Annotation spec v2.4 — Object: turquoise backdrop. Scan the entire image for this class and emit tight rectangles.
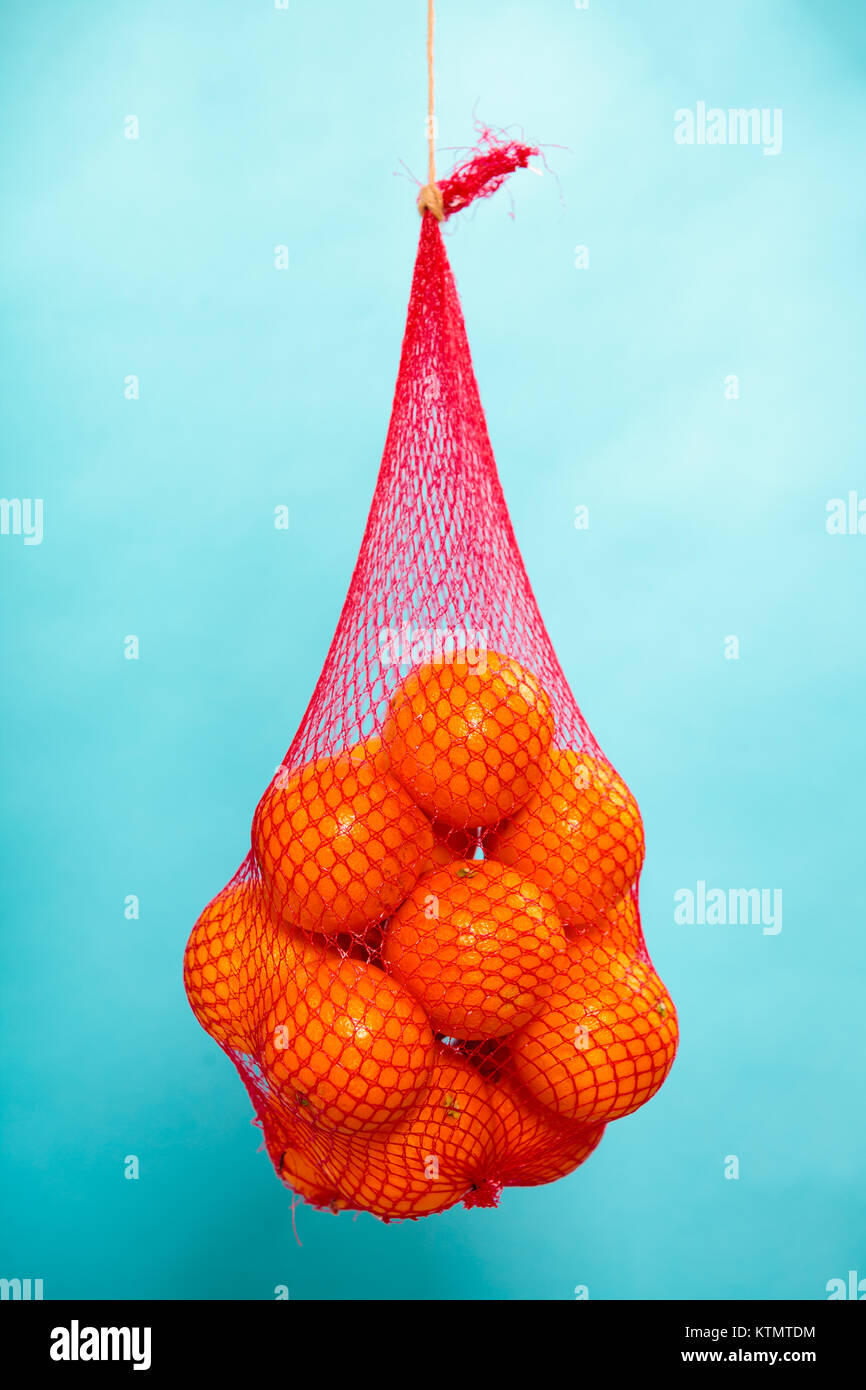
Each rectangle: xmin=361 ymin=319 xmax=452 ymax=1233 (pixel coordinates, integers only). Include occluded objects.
xmin=1 ymin=0 xmax=864 ymax=1299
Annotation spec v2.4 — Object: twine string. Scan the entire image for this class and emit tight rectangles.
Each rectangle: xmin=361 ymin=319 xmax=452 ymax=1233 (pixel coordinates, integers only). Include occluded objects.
xmin=418 ymin=0 xmax=445 ymax=220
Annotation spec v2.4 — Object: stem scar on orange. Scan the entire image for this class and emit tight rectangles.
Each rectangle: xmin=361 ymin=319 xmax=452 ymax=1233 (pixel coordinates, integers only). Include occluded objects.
xmin=483 ymin=748 xmax=645 ymax=926
xmin=510 ymin=942 xmax=678 ymax=1125
xmin=381 ymin=651 xmax=555 ymax=829
xmin=381 ymin=859 xmax=569 ymax=1039
xmin=253 ymin=751 xmax=435 ymax=936
xmin=261 ymin=954 xmax=436 ymax=1133
xmin=332 ymin=1047 xmax=497 ymax=1219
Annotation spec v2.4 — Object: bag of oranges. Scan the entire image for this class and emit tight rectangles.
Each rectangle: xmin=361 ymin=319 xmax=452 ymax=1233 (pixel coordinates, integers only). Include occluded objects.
xmin=184 ymin=133 xmax=678 ymax=1221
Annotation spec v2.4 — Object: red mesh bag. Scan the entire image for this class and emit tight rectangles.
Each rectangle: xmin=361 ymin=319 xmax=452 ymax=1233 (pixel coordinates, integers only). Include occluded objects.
xmin=184 ymin=135 xmax=678 ymax=1221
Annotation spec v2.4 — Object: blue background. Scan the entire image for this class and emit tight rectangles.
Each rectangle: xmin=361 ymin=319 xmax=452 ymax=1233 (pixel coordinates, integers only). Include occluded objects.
xmin=1 ymin=0 xmax=864 ymax=1300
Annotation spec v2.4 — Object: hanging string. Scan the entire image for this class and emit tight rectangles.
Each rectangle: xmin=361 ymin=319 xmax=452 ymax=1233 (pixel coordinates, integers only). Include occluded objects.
xmin=418 ymin=0 xmax=445 ymax=220
xmin=426 ymin=0 xmax=436 ymax=186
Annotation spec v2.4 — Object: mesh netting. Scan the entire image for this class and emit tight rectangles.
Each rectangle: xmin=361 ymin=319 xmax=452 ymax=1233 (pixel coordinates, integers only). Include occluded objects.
xmin=184 ymin=137 xmax=678 ymax=1222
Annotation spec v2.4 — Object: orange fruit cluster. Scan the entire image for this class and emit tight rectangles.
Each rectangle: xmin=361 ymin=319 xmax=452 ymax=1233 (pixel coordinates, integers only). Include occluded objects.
xmin=184 ymin=651 xmax=678 ymax=1220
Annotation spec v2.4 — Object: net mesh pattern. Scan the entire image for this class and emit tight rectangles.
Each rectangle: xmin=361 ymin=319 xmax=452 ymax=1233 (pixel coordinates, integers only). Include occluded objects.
xmin=184 ymin=139 xmax=678 ymax=1221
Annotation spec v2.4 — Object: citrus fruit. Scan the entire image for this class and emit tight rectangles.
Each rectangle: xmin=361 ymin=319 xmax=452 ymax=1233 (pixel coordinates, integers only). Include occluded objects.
xmin=261 ymin=954 xmax=436 ymax=1133
xmin=332 ymin=1047 xmax=497 ymax=1219
xmin=277 ymin=1148 xmax=345 ymax=1209
xmin=506 ymin=1116 xmax=605 ymax=1187
xmin=486 ymin=1074 xmax=606 ymax=1187
xmin=348 ymin=734 xmax=390 ymax=777
xmin=183 ymin=878 xmax=312 ymax=1052
xmin=381 ymin=859 xmax=569 ymax=1038
xmin=261 ymin=1111 xmax=347 ymax=1210
xmin=184 ymin=881 xmax=263 ymax=1050
xmin=569 ymin=891 xmax=642 ymax=956
xmin=510 ymin=942 xmax=678 ymax=1124
xmin=253 ymin=752 xmax=434 ymax=935
xmin=381 ymin=651 xmax=554 ymax=829
xmin=484 ymin=748 xmax=644 ymax=926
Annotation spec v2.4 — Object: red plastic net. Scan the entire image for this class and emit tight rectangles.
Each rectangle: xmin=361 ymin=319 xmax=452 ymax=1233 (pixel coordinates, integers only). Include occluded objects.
xmin=184 ymin=136 xmax=678 ymax=1221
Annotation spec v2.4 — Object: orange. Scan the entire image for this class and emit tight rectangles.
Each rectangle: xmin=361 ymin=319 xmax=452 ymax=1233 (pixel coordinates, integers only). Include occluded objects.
xmin=381 ymin=651 xmax=554 ymax=829
xmin=485 ymin=1073 xmax=606 ymax=1187
xmin=347 ymin=733 xmax=390 ymax=777
xmin=253 ymin=751 xmax=434 ymax=935
xmin=250 ymin=926 xmax=322 ymax=1054
xmin=568 ymin=891 xmax=643 ymax=957
xmin=183 ymin=877 xmax=313 ymax=1052
xmin=506 ymin=1117 xmax=605 ymax=1188
xmin=261 ymin=1109 xmax=347 ymax=1210
xmin=261 ymin=954 xmax=436 ymax=1133
xmin=277 ymin=1149 xmax=345 ymax=1209
xmin=381 ymin=859 xmax=569 ymax=1038
xmin=510 ymin=942 xmax=678 ymax=1124
xmin=184 ymin=880 xmax=262 ymax=1050
xmin=484 ymin=748 xmax=644 ymax=926
xmin=332 ymin=1048 xmax=497 ymax=1219
xmin=261 ymin=1119 xmax=345 ymax=1210
xmin=509 ymin=1122 xmax=604 ymax=1187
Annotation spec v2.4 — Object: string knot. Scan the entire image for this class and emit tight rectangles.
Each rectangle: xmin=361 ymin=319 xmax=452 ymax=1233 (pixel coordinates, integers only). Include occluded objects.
xmin=417 ymin=183 xmax=445 ymax=221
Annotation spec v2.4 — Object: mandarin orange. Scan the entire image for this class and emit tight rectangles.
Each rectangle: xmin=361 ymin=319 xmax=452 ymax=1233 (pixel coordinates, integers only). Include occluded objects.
xmin=332 ymin=1048 xmax=496 ymax=1219
xmin=184 ymin=881 xmax=263 ymax=1050
xmin=510 ymin=942 xmax=678 ymax=1125
xmin=484 ymin=748 xmax=644 ymax=926
xmin=382 ymin=859 xmax=569 ymax=1038
xmin=261 ymin=1111 xmax=347 ymax=1210
xmin=253 ymin=752 xmax=434 ymax=935
xmin=381 ymin=652 xmax=554 ymax=829
xmin=485 ymin=1073 xmax=606 ymax=1187
xmin=568 ymin=891 xmax=643 ymax=957
xmin=184 ymin=878 xmax=314 ymax=1052
xmin=261 ymin=954 xmax=436 ymax=1133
